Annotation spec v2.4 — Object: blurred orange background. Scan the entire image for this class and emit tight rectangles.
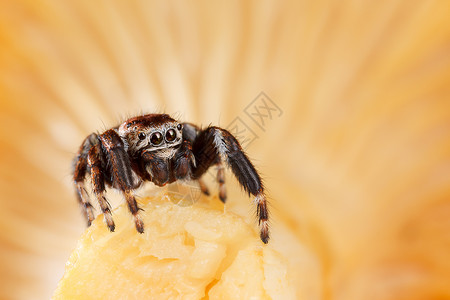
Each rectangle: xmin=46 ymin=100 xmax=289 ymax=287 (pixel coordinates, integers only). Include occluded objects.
xmin=1 ymin=1 xmax=450 ymax=299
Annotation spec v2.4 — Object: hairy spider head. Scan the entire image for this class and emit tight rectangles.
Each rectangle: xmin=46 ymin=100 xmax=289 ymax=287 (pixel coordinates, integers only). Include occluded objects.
xmin=118 ymin=114 xmax=183 ymax=156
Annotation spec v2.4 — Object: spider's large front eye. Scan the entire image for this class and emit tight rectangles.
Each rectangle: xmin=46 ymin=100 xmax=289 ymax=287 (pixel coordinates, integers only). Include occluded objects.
xmin=165 ymin=129 xmax=176 ymax=142
xmin=150 ymin=132 xmax=163 ymax=145
xmin=138 ymin=132 xmax=146 ymax=140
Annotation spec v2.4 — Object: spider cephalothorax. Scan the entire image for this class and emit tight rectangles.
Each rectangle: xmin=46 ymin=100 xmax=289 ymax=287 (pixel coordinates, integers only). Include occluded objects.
xmin=73 ymin=114 xmax=270 ymax=243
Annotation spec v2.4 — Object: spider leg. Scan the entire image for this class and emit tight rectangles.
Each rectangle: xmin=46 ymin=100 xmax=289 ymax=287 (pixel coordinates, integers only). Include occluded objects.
xmin=191 ymin=126 xmax=270 ymax=243
xmin=216 ymin=162 xmax=226 ymax=202
xmin=99 ymin=129 xmax=144 ymax=233
xmin=72 ymin=133 xmax=97 ymax=226
xmin=87 ymin=141 xmax=115 ymax=231
xmin=197 ymin=178 xmax=210 ymax=196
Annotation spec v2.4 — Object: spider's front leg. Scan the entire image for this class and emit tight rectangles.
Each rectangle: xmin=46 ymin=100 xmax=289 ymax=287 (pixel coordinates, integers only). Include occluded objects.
xmin=73 ymin=133 xmax=97 ymax=226
xmin=99 ymin=130 xmax=144 ymax=233
xmin=87 ymin=139 xmax=115 ymax=231
xmin=192 ymin=126 xmax=270 ymax=244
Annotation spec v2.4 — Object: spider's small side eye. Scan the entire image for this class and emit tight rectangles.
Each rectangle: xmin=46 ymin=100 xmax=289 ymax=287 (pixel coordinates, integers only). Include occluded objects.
xmin=150 ymin=132 xmax=163 ymax=145
xmin=138 ymin=132 xmax=146 ymax=140
xmin=177 ymin=124 xmax=182 ymax=130
xmin=165 ymin=129 xmax=176 ymax=142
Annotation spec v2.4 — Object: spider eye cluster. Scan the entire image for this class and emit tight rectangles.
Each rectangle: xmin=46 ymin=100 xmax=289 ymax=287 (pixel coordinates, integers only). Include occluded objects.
xmin=138 ymin=125 xmax=180 ymax=147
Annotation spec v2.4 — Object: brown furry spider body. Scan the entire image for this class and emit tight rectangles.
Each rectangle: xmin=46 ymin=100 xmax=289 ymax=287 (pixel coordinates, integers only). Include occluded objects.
xmin=72 ymin=114 xmax=269 ymax=243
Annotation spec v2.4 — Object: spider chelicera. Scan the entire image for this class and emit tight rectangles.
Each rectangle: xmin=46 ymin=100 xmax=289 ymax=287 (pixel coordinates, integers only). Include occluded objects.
xmin=72 ymin=114 xmax=269 ymax=243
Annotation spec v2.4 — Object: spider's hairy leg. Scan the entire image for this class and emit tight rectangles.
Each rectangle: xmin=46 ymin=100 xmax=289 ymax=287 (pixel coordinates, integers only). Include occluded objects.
xmin=99 ymin=129 xmax=144 ymax=233
xmin=72 ymin=133 xmax=97 ymax=226
xmin=214 ymin=128 xmax=269 ymax=243
xmin=87 ymin=141 xmax=115 ymax=232
xmin=192 ymin=126 xmax=270 ymax=244
xmin=123 ymin=190 xmax=144 ymax=233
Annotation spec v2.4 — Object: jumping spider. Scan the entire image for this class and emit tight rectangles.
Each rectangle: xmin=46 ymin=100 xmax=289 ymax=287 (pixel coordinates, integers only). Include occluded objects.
xmin=73 ymin=114 xmax=269 ymax=243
